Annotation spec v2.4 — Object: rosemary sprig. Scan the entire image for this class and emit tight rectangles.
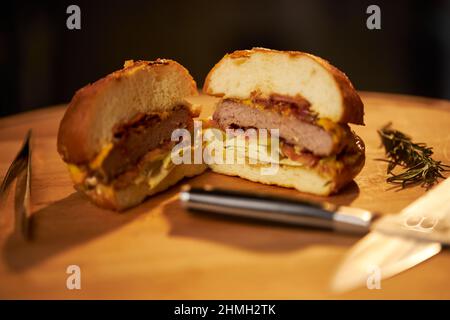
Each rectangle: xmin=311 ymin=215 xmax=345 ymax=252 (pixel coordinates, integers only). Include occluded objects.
xmin=377 ymin=123 xmax=449 ymax=189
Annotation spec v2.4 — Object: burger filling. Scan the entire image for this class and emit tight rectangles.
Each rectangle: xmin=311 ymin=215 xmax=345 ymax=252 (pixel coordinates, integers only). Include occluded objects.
xmin=99 ymin=105 xmax=194 ymax=182
xmin=68 ymin=105 xmax=195 ymax=191
xmin=213 ymin=93 xmax=353 ymax=157
xmin=211 ymin=93 xmax=364 ymax=175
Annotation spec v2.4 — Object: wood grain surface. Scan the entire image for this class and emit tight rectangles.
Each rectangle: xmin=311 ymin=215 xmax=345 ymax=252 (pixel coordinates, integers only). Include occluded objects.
xmin=0 ymin=92 xmax=449 ymax=299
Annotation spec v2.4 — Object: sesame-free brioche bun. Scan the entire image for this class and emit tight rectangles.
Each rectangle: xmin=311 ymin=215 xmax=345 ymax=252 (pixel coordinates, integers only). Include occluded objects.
xmin=203 ymin=48 xmax=364 ymax=125
xmin=57 ymin=59 xmax=198 ymax=165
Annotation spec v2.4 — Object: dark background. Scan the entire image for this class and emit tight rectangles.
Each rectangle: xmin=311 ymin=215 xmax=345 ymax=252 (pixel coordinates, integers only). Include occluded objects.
xmin=1 ymin=0 xmax=449 ymax=117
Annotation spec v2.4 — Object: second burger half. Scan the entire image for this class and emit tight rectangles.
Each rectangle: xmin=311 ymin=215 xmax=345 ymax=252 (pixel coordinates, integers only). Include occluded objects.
xmin=203 ymin=48 xmax=365 ymax=196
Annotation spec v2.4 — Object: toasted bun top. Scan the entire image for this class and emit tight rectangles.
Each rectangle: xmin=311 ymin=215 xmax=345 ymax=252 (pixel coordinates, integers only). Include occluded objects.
xmin=57 ymin=59 xmax=198 ymax=164
xmin=203 ymin=48 xmax=364 ymax=125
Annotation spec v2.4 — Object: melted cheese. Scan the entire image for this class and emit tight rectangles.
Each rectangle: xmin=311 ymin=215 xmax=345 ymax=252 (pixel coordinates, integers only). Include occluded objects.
xmin=316 ymin=118 xmax=346 ymax=147
xmin=67 ymin=164 xmax=86 ymax=184
xmin=89 ymin=143 xmax=113 ymax=170
xmin=146 ymin=151 xmax=175 ymax=189
xmin=67 ymin=144 xmax=189 ymax=197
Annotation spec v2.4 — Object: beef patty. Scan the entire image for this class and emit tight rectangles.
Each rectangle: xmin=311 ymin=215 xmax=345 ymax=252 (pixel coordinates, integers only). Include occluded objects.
xmin=213 ymin=99 xmax=350 ymax=156
xmin=98 ymin=106 xmax=193 ymax=182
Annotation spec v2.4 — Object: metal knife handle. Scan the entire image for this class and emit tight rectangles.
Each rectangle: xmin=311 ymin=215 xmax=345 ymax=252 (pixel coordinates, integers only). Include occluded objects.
xmin=179 ymin=186 xmax=373 ymax=234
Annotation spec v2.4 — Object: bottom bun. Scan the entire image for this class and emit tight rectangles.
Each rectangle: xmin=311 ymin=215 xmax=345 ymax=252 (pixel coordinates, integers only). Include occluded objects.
xmin=208 ymin=152 xmax=364 ymax=196
xmin=79 ymin=163 xmax=207 ymax=211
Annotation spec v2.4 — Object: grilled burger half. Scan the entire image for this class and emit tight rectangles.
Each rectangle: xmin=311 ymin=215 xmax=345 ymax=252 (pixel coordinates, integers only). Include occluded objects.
xmin=57 ymin=59 xmax=207 ymax=210
xmin=203 ymin=48 xmax=365 ymax=196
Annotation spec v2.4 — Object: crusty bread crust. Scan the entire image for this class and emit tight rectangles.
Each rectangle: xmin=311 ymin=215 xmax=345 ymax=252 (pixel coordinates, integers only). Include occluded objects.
xmin=57 ymin=59 xmax=198 ymax=165
xmin=307 ymin=54 xmax=364 ymax=125
xmin=305 ymin=53 xmax=364 ymax=125
xmin=203 ymin=48 xmax=364 ymax=125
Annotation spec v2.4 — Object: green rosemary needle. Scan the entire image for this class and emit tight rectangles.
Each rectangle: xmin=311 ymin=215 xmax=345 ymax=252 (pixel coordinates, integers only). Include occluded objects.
xmin=377 ymin=123 xmax=449 ymax=189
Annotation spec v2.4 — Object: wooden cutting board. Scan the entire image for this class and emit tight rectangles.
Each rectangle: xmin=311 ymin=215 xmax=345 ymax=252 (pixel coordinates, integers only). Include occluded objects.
xmin=0 ymin=92 xmax=449 ymax=299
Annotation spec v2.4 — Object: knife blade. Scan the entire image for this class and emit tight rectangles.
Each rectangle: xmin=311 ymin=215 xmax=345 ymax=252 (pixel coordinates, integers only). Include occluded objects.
xmin=331 ymin=177 xmax=450 ymax=292
xmin=331 ymin=233 xmax=441 ymax=292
